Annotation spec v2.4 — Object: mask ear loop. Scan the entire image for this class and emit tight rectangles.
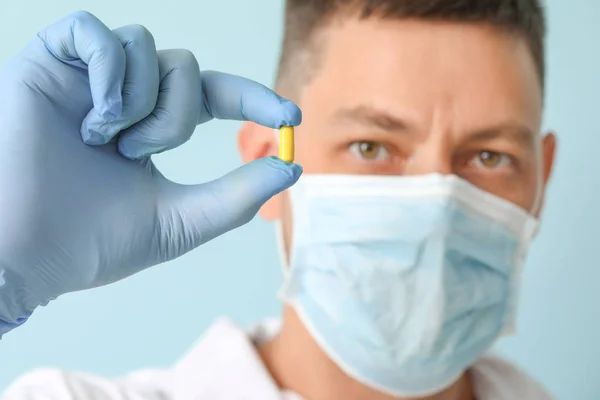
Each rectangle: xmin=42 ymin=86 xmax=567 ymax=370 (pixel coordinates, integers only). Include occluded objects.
xmin=528 ymin=138 xmax=545 ymax=236
xmin=272 ymin=129 xmax=296 ymax=307
xmin=520 ymin=137 xmax=545 ymax=260
xmin=271 ymin=128 xmax=291 ymax=276
xmin=274 ymin=219 xmax=290 ymax=275
xmin=274 ymin=198 xmax=297 ymax=304
xmin=502 ymin=137 xmax=545 ymax=335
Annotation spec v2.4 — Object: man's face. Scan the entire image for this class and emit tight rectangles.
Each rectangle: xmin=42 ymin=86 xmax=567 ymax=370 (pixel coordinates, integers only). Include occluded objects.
xmin=238 ymin=18 xmax=555 ymax=251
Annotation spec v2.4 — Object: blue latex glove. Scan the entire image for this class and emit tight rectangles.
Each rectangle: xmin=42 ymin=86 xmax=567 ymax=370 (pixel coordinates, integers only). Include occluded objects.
xmin=0 ymin=11 xmax=302 ymax=336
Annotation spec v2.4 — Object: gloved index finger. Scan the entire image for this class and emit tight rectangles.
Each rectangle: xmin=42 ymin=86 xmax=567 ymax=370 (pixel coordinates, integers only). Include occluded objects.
xmin=37 ymin=11 xmax=126 ymax=119
xmin=198 ymin=71 xmax=302 ymax=129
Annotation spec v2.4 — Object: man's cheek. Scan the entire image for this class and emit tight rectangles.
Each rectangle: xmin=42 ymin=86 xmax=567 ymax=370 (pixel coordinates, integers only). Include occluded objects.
xmin=294 ymin=140 xmax=339 ymax=173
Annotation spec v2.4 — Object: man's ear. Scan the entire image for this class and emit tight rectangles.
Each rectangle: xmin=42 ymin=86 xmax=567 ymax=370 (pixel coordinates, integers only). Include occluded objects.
xmin=542 ymin=133 xmax=556 ymax=185
xmin=535 ymin=132 xmax=557 ymax=217
xmin=238 ymin=121 xmax=281 ymax=220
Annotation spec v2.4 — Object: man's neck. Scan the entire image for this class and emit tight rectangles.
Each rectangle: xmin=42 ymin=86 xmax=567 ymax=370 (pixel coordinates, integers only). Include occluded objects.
xmin=257 ymin=307 xmax=475 ymax=400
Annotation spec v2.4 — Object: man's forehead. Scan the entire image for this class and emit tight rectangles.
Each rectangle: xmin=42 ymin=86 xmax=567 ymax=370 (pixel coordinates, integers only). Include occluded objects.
xmin=301 ymin=17 xmax=542 ymax=130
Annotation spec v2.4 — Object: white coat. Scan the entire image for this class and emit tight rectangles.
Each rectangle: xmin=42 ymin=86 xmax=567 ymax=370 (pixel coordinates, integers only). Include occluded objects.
xmin=1 ymin=318 xmax=554 ymax=399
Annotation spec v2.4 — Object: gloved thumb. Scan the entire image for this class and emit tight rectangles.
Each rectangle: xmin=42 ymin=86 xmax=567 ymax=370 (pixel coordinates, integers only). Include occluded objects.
xmin=157 ymin=156 xmax=302 ymax=257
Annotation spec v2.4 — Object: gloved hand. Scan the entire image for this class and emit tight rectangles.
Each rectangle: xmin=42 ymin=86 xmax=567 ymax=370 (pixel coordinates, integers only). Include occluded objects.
xmin=0 ymin=11 xmax=302 ymax=336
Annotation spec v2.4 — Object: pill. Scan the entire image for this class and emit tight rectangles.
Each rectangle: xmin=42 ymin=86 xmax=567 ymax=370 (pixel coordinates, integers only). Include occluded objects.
xmin=279 ymin=126 xmax=295 ymax=163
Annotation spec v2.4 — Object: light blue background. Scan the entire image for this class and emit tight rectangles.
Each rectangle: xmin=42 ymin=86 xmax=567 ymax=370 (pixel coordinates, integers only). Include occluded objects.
xmin=0 ymin=1 xmax=598 ymax=399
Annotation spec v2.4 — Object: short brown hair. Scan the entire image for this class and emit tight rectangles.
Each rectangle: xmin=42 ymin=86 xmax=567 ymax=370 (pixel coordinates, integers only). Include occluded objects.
xmin=275 ymin=0 xmax=546 ymax=96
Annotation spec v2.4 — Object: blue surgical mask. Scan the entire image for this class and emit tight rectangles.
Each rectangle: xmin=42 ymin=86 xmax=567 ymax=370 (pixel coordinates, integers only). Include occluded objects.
xmin=278 ymin=173 xmax=539 ymax=397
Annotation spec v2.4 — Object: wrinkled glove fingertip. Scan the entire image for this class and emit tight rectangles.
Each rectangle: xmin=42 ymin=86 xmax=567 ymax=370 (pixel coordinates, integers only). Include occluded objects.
xmin=277 ymin=99 xmax=302 ymax=127
xmin=100 ymin=98 xmax=123 ymax=121
xmin=266 ymin=156 xmax=303 ymax=184
xmin=80 ymin=125 xmax=106 ymax=146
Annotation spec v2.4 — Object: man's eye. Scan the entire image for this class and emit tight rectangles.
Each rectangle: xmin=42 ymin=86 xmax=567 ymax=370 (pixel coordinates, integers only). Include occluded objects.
xmin=471 ymin=151 xmax=512 ymax=169
xmin=349 ymin=141 xmax=391 ymax=161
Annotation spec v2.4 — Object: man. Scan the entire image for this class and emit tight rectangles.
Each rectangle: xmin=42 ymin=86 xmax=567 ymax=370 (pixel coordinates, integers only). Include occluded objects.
xmin=0 ymin=0 xmax=556 ymax=399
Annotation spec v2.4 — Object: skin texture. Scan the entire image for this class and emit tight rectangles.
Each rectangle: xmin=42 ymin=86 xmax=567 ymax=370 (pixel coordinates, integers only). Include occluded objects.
xmin=238 ymin=17 xmax=556 ymax=400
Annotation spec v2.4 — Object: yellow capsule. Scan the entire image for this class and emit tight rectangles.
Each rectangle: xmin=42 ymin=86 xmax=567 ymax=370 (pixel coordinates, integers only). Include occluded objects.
xmin=279 ymin=126 xmax=295 ymax=163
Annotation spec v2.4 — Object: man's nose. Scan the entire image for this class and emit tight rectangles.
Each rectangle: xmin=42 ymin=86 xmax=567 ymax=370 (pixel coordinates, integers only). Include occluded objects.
xmin=403 ymin=138 xmax=453 ymax=175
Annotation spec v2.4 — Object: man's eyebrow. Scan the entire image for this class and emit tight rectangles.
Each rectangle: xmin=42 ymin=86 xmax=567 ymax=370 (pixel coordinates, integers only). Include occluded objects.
xmin=331 ymin=106 xmax=536 ymax=147
xmin=331 ymin=106 xmax=411 ymax=132
xmin=467 ymin=124 xmax=536 ymax=148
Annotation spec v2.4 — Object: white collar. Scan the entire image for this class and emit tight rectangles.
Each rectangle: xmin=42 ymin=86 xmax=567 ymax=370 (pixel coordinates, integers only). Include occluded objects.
xmin=170 ymin=317 xmax=285 ymax=400
xmin=168 ymin=318 xmax=552 ymax=400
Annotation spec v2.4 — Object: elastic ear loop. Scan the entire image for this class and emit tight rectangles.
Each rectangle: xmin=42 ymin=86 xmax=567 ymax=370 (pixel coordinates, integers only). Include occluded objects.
xmin=502 ymin=138 xmax=545 ymax=335
xmin=518 ymin=137 xmax=546 ymax=268
xmin=274 ymin=219 xmax=290 ymax=276
xmin=272 ymin=129 xmax=292 ymax=277
xmin=528 ymin=138 xmax=545 ymax=234
xmin=274 ymin=190 xmax=296 ymax=303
